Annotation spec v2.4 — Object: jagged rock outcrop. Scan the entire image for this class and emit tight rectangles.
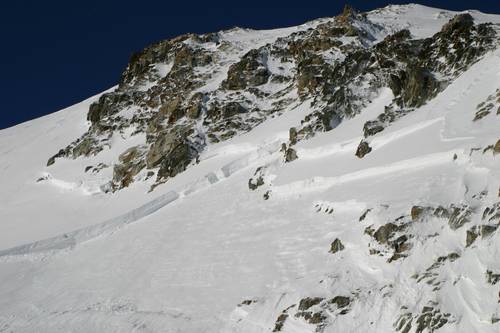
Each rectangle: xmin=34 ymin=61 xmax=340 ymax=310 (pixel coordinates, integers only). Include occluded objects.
xmin=494 ymin=139 xmax=500 ymax=154
xmin=329 ymin=238 xmax=345 ymax=254
xmin=355 ymin=140 xmax=372 ymax=158
xmin=46 ymin=7 xmax=498 ymax=193
xmin=112 ymin=146 xmax=147 ymax=189
xmin=448 ymin=205 xmax=472 ymax=230
xmin=284 ymin=147 xmax=298 ymax=162
xmin=222 ymin=49 xmax=270 ymax=90
xmin=248 ymin=167 xmax=266 ymax=190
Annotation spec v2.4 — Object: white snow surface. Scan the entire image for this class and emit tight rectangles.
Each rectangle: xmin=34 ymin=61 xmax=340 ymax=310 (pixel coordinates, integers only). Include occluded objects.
xmin=0 ymin=4 xmax=500 ymax=333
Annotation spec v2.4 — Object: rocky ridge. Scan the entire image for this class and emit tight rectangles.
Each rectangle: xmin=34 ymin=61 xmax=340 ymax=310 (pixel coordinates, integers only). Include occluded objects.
xmin=47 ymin=5 xmax=498 ymax=192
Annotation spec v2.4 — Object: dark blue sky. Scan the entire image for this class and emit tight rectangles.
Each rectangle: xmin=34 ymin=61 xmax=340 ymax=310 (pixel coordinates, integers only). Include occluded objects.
xmin=1 ymin=1 xmax=499 ymax=129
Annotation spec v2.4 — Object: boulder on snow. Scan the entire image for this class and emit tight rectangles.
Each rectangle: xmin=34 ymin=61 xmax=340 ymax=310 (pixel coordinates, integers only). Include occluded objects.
xmin=248 ymin=167 xmax=265 ymax=190
xmin=329 ymin=238 xmax=345 ymax=254
xmin=284 ymin=147 xmax=298 ymax=162
xmin=466 ymin=227 xmax=479 ymax=247
xmin=355 ymin=140 xmax=372 ymax=158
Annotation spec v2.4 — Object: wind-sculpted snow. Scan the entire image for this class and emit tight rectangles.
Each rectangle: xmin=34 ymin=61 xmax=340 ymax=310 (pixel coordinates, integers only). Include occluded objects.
xmin=0 ymin=191 xmax=179 ymax=260
xmin=270 ymin=150 xmax=465 ymax=199
xmin=0 ymin=140 xmax=282 ymax=260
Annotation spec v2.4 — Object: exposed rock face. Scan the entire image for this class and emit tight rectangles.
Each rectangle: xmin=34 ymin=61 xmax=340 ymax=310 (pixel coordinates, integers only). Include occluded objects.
xmin=448 ymin=205 xmax=472 ymax=230
xmin=248 ymin=167 xmax=265 ymax=190
xmin=373 ymin=223 xmax=400 ymax=244
xmin=222 ymin=49 xmax=270 ymax=90
xmin=329 ymin=296 xmax=351 ymax=310
xmin=112 ymin=146 xmax=147 ymax=189
xmin=155 ymin=140 xmax=196 ymax=181
xmin=359 ymin=208 xmax=372 ymax=222
xmin=295 ymin=297 xmax=328 ymax=328
xmin=466 ymin=227 xmax=479 ymax=247
xmin=207 ymin=102 xmax=247 ymax=120
xmin=411 ymin=206 xmax=425 ymax=220
xmin=289 ymin=127 xmax=298 ymax=145
xmin=146 ymin=131 xmax=188 ymax=169
xmin=396 ymin=305 xmax=453 ymax=333
xmin=273 ymin=312 xmax=289 ymax=332
xmin=284 ymin=147 xmax=298 ymax=162
xmin=363 ymin=120 xmax=385 ymax=137
xmin=46 ymin=8 xmax=497 ymax=193
xmin=355 ymin=140 xmax=372 ymax=158
xmin=329 ymin=238 xmax=345 ymax=254
xmin=361 ymin=15 xmax=496 ymax=139
xmin=494 ymin=139 xmax=500 ymax=154
xmin=481 ymin=224 xmax=497 ymax=238
xmin=399 ymin=65 xmax=441 ymax=108
xmin=441 ymin=13 xmax=474 ymax=33
xmin=486 ymin=270 xmax=500 ymax=285
xmin=483 ymin=202 xmax=500 ymax=223
xmin=298 ymin=297 xmax=324 ymax=311
xmin=273 ymin=293 xmax=353 ymax=332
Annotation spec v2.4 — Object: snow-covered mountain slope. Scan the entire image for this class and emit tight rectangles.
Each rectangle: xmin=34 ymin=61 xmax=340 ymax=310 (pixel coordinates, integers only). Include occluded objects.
xmin=1 ymin=4 xmax=500 ymax=333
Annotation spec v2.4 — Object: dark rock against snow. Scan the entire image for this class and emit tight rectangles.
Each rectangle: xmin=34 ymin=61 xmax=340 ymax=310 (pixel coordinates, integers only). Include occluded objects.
xmin=222 ymin=49 xmax=270 ymax=90
xmin=486 ymin=270 xmax=500 ymax=285
xmin=466 ymin=227 xmax=479 ymax=247
xmin=359 ymin=208 xmax=372 ymax=222
xmin=47 ymin=8 xmax=498 ymax=194
xmin=248 ymin=167 xmax=265 ymax=190
xmin=112 ymin=145 xmax=147 ymax=189
xmin=284 ymin=147 xmax=298 ymax=162
xmin=480 ymin=224 xmax=497 ymax=238
xmin=373 ymin=223 xmax=400 ymax=244
xmin=289 ymin=127 xmax=298 ymax=145
xmin=329 ymin=296 xmax=351 ymax=309
xmin=448 ymin=205 xmax=472 ymax=230
xmin=355 ymin=140 xmax=372 ymax=158
xmin=399 ymin=65 xmax=441 ymax=108
xmin=298 ymin=297 xmax=324 ymax=311
xmin=494 ymin=139 xmax=500 ymax=154
xmin=329 ymin=238 xmax=345 ymax=254
xmin=410 ymin=206 xmax=425 ymax=220
xmin=156 ymin=141 xmax=196 ymax=182
xmin=273 ymin=312 xmax=289 ymax=332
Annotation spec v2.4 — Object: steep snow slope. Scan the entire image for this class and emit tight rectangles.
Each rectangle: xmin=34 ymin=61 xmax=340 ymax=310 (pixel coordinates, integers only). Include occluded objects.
xmin=0 ymin=4 xmax=500 ymax=333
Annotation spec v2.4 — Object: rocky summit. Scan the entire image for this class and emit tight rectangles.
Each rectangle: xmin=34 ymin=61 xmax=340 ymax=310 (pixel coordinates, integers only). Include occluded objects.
xmin=1 ymin=3 xmax=500 ymax=333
